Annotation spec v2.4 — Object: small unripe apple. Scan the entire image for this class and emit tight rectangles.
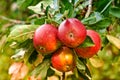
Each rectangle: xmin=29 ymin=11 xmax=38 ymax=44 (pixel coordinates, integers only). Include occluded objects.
xmin=33 ymin=24 xmax=60 ymax=55
xmin=58 ymin=18 xmax=86 ymax=48
xmin=75 ymin=30 xmax=101 ymax=58
xmin=51 ymin=47 xmax=75 ymax=72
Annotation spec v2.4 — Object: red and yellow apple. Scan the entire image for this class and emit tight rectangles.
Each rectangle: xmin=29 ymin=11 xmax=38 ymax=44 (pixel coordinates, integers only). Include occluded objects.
xmin=33 ymin=24 xmax=60 ymax=55
xmin=58 ymin=18 xmax=86 ymax=48
xmin=51 ymin=47 xmax=75 ymax=72
xmin=75 ymin=30 xmax=101 ymax=58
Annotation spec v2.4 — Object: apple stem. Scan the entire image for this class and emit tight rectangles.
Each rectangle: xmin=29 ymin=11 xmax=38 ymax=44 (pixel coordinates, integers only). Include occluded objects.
xmin=62 ymin=72 xmax=66 ymax=80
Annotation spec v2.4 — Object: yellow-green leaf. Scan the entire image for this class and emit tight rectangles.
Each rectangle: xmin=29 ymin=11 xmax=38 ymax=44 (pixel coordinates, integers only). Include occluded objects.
xmin=7 ymin=25 xmax=39 ymax=43
xmin=89 ymin=55 xmax=104 ymax=68
xmin=106 ymin=35 xmax=120 ymax=49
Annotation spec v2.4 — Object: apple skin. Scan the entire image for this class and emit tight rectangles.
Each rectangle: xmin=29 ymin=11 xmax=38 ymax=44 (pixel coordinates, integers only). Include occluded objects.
xmin=33 ymin=24 xmax=60 ymax=55
xmin=58 ymin=18 xmax=86 ymax=48
xmin=51 ymin=47 xmax=75 ymax=72
xmin=75 ymin=30 xmax=102 ymax=58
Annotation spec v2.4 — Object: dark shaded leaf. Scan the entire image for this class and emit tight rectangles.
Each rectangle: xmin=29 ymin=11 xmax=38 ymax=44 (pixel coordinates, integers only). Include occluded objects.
xmin=47 ymin=67 xmax=55 ymax=77
xmin=76 ymin=57 xmax=86 ymax=71
xmin=77 ymin=69 xmax=91 ymax=80
xmin=17 ymin=0 xmax=33 ymax=10
xmin=95 ymin=0 xmax=111 ymax=12
xmin=109 ymin=7 xmax=120 ymax=18
xmin=114 ymin=0 xmax=120 ymax=7
xmin=31 ymin=59 xmax=51 ymax=80
xmin=76 ymin=57 xmax=91 ymax=80
xmin=28 ymin=50 xmax=38 ymax=64
xmin=92 ymin=18 xmax=111 ymax=29
xmin=24 ymin=41 xmax=35 ymax=63
xmin=60 ymin=0 xmax=74 ymax=18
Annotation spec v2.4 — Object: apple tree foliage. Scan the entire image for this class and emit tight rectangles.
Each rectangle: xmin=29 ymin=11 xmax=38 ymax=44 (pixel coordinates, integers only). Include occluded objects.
xmin=0 ymin=0 xmax=120 ymax=80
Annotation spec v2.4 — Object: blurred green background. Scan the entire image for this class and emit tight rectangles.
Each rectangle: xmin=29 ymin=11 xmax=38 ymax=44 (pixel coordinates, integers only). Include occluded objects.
xmin=0 ymin=0 xmax=120 ymax=80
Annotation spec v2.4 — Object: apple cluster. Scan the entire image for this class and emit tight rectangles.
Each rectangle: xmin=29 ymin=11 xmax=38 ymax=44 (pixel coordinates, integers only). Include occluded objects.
xmin=33 ymin=18 xmax=101 ymax=72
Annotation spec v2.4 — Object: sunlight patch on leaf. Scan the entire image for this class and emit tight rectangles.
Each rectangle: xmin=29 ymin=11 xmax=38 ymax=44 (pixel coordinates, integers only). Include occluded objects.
xmin=28 ymin=0 xmax=54 ymax=15
xmin=11 ymin=48 xmax=26 ymax=61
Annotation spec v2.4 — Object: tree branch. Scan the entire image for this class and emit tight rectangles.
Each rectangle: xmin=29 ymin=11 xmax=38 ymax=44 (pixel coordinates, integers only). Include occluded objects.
xmin=85 ymin=0 xmax=93 ymax=18
xmin=0 ymin=15 xmax=25 ymax=24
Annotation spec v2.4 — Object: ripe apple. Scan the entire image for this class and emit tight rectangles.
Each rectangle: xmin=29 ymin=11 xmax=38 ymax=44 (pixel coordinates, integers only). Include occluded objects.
xmin=58 ymin=18 xmax=86 ymax=48
xmin=33 ymin=24 xmax=61 ymax=55
xmin=51 ymin=47 xmax=75 ymax=72
xmin=75 ymin=30 xmax=101 ymax=58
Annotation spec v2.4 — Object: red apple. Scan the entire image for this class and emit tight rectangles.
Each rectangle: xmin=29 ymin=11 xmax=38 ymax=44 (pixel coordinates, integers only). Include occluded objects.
xmin=51 ymin=47 xmax=75 ymax=72
xmin=58 ymin=18 xmax=86 ymax=48
xmin=75 ymin=30 xmax=102 ymax=58
xmin=33 ymin=24 xmax=60 ymax=55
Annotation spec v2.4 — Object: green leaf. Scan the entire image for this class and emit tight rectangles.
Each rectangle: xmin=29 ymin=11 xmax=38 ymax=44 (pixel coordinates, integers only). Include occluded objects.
xmin=77 ymin=67 xmax=91 ymax=80
xmin=28 ymin=0 xmax=54 ymax=15
xmin=10 ymin=39 xmax=35 ymax=62
xmin=11 ymin=48 xmax=26 ymax=61
xmin=84 ymin=63 xmax=92 ymax=79
xmin=45 ymin=19 xmax=60 ymax=27
xmin=92 ymin=18 xmax=111 ymax=29
xmin=31 ymin=59 xmax=51 ymax=80
xmin=76 ymin=57 xmax=86 ymax=71
xmin=109 ymin=7 xmax=120 ymax=18
xmin=33 ymin=17 xmax=46 ymax=25
xmin=53 ymin=0 xmax=59 ymax=11
xmin=106 ymin=35 xmax=120 ymax=49
xmin=7 ymin=25 xmax=39 ymax=43
xmin=82 ymin=12 xmax=111 ymax=30
xmin=28 ymin=50 xmax=38 ymax=64
xmin=74 ymin=0 xmax=84 ymax=7
xmin=47 ymin=67 xmax=55 ymax=77
xmin=95 ymin=0 xmax=111 ymax=12
xmin=73 ymin=68 xmax=79 ymax=79
xmin=82 ymin=12 xmax=103 ymax=25
xmin=54 ymin=13 xmax=63 ymax=21
xmin=76 ymin=57 xmax=91 ymax=80
xmin=79 ymin=36 xmax=94 ymax=47
xmin=67 ymin=74 xmax=80 ymax=80
xmin=17 ymin=0 xmax=33 ymax=10
xmin=114 ymin=0 xmax=120 ymax=7
xmin=24 ymin=41 xmax=35 ymax=63
xmin=60 ymin=0 xmax=74 ymax=18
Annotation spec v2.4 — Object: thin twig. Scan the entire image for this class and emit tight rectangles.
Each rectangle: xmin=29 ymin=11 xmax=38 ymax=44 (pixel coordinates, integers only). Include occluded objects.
xmin=0 ymin=15 xmax=25 ymax=24
xmin=85 ymin=0 xmax=93 ymax=18
xmin=62 ymin=72 xmax=66 ymax=80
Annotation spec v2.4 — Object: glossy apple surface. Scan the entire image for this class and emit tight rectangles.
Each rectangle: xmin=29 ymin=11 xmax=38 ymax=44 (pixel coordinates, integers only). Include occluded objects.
xmin=33 ymin=24 xmax=60 ymax=55
xmin=51 ymin=47 xmax=75 ymax=72
xmin=75 ymin=30 xmax=101 ymax=58
xmin=58 ymin=18 xmax=86 ymax=48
